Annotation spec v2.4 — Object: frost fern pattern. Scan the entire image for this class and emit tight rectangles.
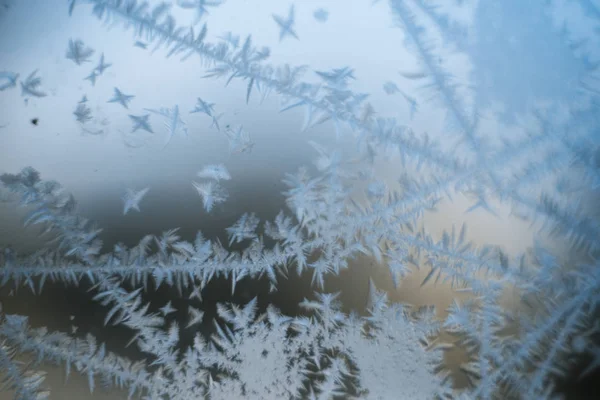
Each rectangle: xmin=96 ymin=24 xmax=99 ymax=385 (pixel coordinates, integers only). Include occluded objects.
xmin=1 ymin=0 xmax=600 ymax=399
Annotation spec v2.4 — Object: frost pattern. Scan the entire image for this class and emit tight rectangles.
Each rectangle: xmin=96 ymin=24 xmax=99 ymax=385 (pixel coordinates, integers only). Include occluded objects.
xmin=0 ymin=0 xmax=599 ymax=399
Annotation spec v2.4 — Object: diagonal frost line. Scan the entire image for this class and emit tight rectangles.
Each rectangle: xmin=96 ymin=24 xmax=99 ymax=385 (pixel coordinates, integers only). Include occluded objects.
xmin=472 ymin=283 xmax=598 ymax=397
xmin=91 ymin=0 xmax=573 ymax=200
xmin=0 ymin=342 xmax=49 ymax=400
xmin=82 ymin=0 xmax=595 ymax=242
xmin=81 ymin=0 xmax=464 ymax=172
xmin=389 ymin=0 xmax=483 ymax=153
xmin=0 ymin=316 xmax=153 ymax=396
xmin=387 ymin=0 xmax=600 ymax=243
xmin=389 ymin=0 xmax=505 ymax=189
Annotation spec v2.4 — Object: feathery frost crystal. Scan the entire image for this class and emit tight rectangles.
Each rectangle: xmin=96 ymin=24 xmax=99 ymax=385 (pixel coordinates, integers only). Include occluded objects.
xmin=0 ymin=0 xmax=599 ymax=399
